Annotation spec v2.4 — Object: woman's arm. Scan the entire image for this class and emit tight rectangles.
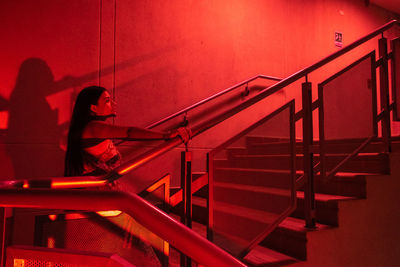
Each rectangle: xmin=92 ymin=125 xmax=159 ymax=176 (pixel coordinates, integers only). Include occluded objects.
xmin=127 ymin=126 xmax=169 ymax=140
xmin=83 ymin=121 xmax=190 ymax=142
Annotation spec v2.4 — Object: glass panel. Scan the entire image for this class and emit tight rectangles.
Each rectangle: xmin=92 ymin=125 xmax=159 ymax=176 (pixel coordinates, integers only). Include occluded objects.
xmin=319 ymin=52 xmax=376 ymax=177
xmin=209 ymin=102 xmax=295 ymax=256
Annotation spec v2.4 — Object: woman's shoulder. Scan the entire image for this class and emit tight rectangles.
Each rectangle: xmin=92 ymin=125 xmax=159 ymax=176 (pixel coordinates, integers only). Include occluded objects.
xmin=82 ymin=121 xmax=108 ymax=138
xmin=82 ymin=120 xmax=128 ymax=139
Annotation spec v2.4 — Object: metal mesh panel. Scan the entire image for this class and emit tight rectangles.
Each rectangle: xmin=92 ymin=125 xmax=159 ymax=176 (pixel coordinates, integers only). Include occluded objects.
xmin=17 ymin=177 xmax=170 ymax=267
xmin=209 ymin=102 xmax=295 ymax=257
xmin=13 ymin=258 xmax=90 ymax=267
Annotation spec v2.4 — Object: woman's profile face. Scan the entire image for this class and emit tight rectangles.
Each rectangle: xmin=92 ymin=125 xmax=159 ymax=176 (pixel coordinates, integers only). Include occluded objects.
xmin=91 ymin=90 xmax=116 ymax=116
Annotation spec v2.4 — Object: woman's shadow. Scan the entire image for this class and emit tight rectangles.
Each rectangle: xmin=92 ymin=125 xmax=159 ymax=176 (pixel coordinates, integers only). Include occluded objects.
xmin=5 ymin=58 xmax=70 ymax=179
xmin=3 ymin=44 xmax=182 ymax=180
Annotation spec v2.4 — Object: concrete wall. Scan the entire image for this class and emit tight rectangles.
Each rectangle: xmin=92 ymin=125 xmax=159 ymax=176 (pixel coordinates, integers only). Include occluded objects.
xmin=0 ymin=0 xmax=399 ymax=190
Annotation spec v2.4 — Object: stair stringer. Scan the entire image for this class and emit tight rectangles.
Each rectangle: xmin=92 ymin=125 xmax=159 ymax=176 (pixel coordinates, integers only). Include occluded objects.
xmin=288 ymin=152 xmax=400 ymax=267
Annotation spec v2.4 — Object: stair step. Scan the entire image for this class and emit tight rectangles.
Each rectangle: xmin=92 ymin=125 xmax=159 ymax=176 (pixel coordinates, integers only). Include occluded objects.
xmin=211 ymin=203 xmax=288 ymax=255
xmin=213 ymin=166 xmax=372 ymax=198
xmin=192 ymin=195 xmax=287 ymax=240
xmin=192 ymin=179 xmax=355 ymax=226
xmin=243 ymin=245 xmax=298 ymax=266
xmin=215 ymin=182 xmax=355 ymax=202
xmin=216 ymin=152 xmax=390 ymax=174
xmin=312 ymin=172 xmax=368 ymax=198
xmin=170 ymin=137 xmax=400 ymax=264
xmin=212 ymin=181 xmax=293 ymax=215
xmin=278 ymin=216 xmax=332 ymax=235
xmin=262 ymin=216 xmax=333 ymax=261
xmin=169 ymin=213 xmax=297 ymax=266
xmin=213 ymin=167 xmax=296 ymax=192
xmin=246 ymin=136 xmax=296 ymax=144
xmin=190 ymin=196 xmax=333 ymax=261
xmin=246 ymin=136 xmax=400 ymax=145
xmin=242 ymin=139 xmax=400 ymax=155
xmin=228 ymin=137 xmax=400 ymax=155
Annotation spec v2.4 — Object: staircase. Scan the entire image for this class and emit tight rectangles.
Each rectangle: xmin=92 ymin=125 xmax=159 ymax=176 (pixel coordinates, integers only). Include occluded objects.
xmin=168 ymin=137 xmax=400 ymax=266
xmin=2 ymin=20 xmax=400 ymax=267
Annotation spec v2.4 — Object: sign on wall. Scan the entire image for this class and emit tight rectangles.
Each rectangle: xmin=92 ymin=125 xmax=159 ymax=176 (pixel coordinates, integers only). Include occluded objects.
xmin=335 ymin=32 xmax=343 ymax=48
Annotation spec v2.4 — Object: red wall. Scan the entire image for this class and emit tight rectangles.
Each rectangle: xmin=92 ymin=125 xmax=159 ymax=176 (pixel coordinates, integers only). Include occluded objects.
xmin=0 ymin=0 xmax=100 ymax=179
xmin=0 ymin=0 xmax=399 ymax=189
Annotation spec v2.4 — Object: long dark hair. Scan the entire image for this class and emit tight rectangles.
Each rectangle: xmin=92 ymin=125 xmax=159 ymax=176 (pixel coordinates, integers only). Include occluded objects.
xmin=64 ymin=86 xmax=107 ymax=176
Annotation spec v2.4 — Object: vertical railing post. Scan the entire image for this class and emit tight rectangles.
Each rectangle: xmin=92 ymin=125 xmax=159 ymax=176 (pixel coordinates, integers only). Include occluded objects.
xmin=0 ymin=208 xmax=5 ymax=267
xmin=206 ymin=153 xmax=213 ymax=242
xmin=180 ymin=150 xmax=192 ymax=267
xmin=302 ymin=79 xmax=316 ymax=229
xmin=379 ymin=36 xmax=392 ymax=152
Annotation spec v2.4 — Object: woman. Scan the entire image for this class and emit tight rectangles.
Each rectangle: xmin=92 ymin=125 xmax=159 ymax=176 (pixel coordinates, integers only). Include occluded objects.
xmin=64 ymin=85 xmax=190 ymax=177
xmin=64 ymin=86 xmax=189 ymax=266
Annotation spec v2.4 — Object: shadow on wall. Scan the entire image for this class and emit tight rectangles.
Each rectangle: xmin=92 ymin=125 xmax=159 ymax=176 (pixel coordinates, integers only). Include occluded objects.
xmin=0 ymin=45 xmax=183 ymax=181
xmin=4 ymin=58 xmax=67 ymax=179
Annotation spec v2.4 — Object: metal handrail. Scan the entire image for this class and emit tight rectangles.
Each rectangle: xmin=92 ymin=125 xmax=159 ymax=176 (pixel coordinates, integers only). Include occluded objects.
xmin=113 ymin=74 xmax=281 ymax=147
xmin=147 ymin=74 xmax=282 ymax=129
xmin=0 ymin=188 xmax=246 ymax=267
xmin=105 ymin=19 xmax=399 ymax=181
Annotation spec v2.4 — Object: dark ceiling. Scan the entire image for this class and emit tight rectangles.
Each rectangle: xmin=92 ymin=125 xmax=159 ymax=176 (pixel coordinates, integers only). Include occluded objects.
xmin=370 ymin=0 xmax=400 ymax=15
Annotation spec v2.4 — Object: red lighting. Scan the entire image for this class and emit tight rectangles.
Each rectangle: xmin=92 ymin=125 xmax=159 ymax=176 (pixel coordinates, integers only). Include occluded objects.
xmin=47 ymin=237 xmax=55 ymax=248
xmin=117 ymin=161 xmax=144 ymax=175
xmin=48 ymin=214 xmax=57 ymax=221
xmin=64 ymin=211 xmax=122 ymax=220
xmin=0 ymin=111 xmax=8 ymax=129
xmin=51 ymin=180 xmax=106 ymax=188
xmin=97 ymin=210 xmax=122 ymax=217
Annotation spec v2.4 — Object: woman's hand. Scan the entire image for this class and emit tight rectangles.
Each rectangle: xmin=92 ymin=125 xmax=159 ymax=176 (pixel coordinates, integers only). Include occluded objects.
xmin=168 ymin=127 xmax=192 ymax=143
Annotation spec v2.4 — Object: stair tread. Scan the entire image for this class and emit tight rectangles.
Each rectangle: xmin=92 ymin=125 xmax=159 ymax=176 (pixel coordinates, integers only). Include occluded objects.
xmin=216 ymin=166 xmax=377 ymax=177
xmin=216 ymin=167 xmax=297 ymax=174
xmin=214 ymin=181 xmax=293 ymax=197
xmin=278 ymin=216 xmax=333 ymax=232
xmin=297 ymin=191 xmax=355 ymax=201
xmin=333 ymin=171 xmax=376 ymax=177
xmin=233 ymin=152 xmax=383 ymax=157
xmin=248 ymin=137 xmax=400 ymax=145
xmin=171 ymin=212 xmax=298 ymax=265
xmin=193 ymin=193 xmax=337 ymax=230
xmin=210 ymin=182 xmax=356 ymax=202
xmin=195 ymin=196 xmax=286 ymax=224
xmin=244 ymin=244 xmax=299 ymax=266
